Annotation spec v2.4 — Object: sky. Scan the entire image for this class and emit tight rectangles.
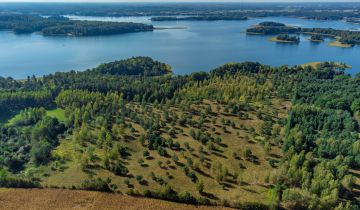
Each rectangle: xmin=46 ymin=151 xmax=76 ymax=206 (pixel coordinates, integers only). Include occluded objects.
xmin=0 ymin=0 xmax=357 ymax=2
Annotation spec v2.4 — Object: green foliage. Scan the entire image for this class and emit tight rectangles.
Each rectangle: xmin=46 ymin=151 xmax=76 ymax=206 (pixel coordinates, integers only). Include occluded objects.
xmin=302 ymin=28 xmax=360 ymax=45
xmin=0 ymin=168 xmax=39 ymax=188
xmin=94 ymin=56 xmax=171 ymax=76
xmin=196 ymin=180 xmax=204 ymax=194
xmin=0 ymin=56 xmax=359 ymax=209
xmin=0 ymin=14 xmax=153 ymax=37
xmin=9 ymin=107 xmax=46 ymax=126
xmin=81 ymin=177 xmax=112 ymax=192
xmin=276 ymin=34 xmax=300 ymax=42
xmin=111 ymin=162 xmax=129 ymax=176
xmin=246 ymin=21 xmax=300 ymax=34
xmin=30 ymin=140 xmax=52 ymax=166
xmin=42 ymin=21 xmax=153 ymax=37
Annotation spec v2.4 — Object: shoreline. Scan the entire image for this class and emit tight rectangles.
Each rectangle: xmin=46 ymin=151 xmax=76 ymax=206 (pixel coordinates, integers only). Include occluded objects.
xmin=306 ymin=37 xmax=324 ymax=42
xmin=154 ymin=26 xmax=187 ymax=30
xmin=268 ymin=37 xmax=299 ymax=43
xmin=328 ymin=37 xmax=354 ymax=48
xmin=245 ymin=32 xmax=265 ymax=35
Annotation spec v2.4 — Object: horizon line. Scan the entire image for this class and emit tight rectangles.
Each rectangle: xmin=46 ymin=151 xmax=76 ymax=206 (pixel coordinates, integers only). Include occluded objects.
xmin=0 ymin=1 xmax=359 ymax=3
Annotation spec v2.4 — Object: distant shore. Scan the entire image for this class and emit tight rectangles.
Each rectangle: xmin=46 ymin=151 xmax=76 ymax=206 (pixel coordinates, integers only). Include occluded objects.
xmin=328 ymin=38 xmax=354 ymax=48
xmin=268 ymin=37 xmax=299 ymax=43
xmin=154 ymin=26 xmax=187 ymax=30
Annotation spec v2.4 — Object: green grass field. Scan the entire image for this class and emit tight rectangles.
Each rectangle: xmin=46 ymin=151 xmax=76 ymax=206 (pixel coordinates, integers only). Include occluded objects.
xmin=4 ymin=108 xmax=65 ymax=126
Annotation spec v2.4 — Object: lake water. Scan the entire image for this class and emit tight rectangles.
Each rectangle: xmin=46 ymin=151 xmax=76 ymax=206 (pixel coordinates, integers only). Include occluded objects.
xmin=1 ymin=16 xmax=360 ymax=79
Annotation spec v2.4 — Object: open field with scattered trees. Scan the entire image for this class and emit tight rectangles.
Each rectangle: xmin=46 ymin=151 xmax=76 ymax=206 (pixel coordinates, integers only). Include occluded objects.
xmin=0 ymin=57 xmax=359 ymax=209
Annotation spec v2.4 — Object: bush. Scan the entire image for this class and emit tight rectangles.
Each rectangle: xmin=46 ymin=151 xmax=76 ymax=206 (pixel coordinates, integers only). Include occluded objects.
xmin=80 ymin=178 xmax=112 ymax=192
xmin=135 ymin=175 xmax=143 ymax=182
xmin=240 ymin=202 xmax=269 ymax=210
xmin=244 ymin=148 xmax=252 ymax=159
xmin=196 ymin=180 xmax=204 ymax=193
xmin=31 ymin=141 xmax=52 ymax=165
xmin=0 ymin=174 xmax=40 ymax=188
xmin=111 ymin=162 xmax=129 ymax=176
xmin=179 ymin=192 xmax=198 ymax=204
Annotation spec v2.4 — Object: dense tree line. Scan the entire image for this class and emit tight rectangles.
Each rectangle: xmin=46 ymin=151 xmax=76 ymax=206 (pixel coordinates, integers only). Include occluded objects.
xmin=0 ymin=90 xmax=54 ymax=114
xmin=301 ymin=28 xmax=360 ymax=45
xmin=151 ymin=15 xmax=248 ymax=21
xmin=309 ymin=34 xmax=325 ymax=41
xmin=0 ymin=109 xmax=65 ymax=172
xmin=275 ymin=34 xmax=300 ymax=42
xmin=0 ymin=14 xmax=153 ymax=37
xmin=42 ymin=21 xmax=153 ymax=37
xmin=247 ymin=21 xmax=360 ymax=46
xmin=93 ymin=56 xmax=172 ymax=76
xmin=246 ymin=21 xmax=300 ymax=35
xmin=1 ymin=3 xmax=359 ymax=21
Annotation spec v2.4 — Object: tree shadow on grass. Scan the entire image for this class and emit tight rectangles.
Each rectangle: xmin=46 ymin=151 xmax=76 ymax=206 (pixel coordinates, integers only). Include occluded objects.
xmin=139 ymin=180 xmax=149 ymax=186
xmin=222 ymin=182 xmax=235 ymax=189
xmin=194 ymin=168 xmax=212 ymax=178
xmin=83 ymin=168 xmax=96 ymax=176
xmin=243 ymin=187 xmax=258 ymax=194
xmin=269 ymin=153 xmax=282 ymax=159
xmin=200 ymin=192 xmax=219 ymax=200
xmin=211 ymin=151 xmax=227 ymax=159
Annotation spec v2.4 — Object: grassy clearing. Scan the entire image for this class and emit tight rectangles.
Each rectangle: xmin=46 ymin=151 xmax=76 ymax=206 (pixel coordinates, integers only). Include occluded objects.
xmin=300 ymin=62 xmax=323 ymax=68
xmin=300 ymin=62 xmax=352 ymax=69
xmin=47 ymin=108 xmax=66 ymax=122
xmin=4 ymin=108 xmax=65 ymax=126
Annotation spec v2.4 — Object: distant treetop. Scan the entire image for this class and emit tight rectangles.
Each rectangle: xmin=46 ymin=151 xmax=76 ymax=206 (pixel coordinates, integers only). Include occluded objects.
xmin=93 ymin=56 xmax=172 ymax=76
xmin=258 ymin=21 xmax=286 ymax=27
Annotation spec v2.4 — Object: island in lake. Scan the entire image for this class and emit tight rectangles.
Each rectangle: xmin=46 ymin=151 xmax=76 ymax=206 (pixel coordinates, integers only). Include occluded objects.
xmin=245 ymin=21 xmax=300 ymax=35
xmin=151 ymin=15 xmax=248 ymax=21
xmin=308 ymin=34 xmax=325 ymax=42
xmin=269 ymin=34 xmax=300 ymax=43
xmin=0 ymin=14 xmax=154 ymax=37
xmin=247 ymin=21 xmax=360 ymax=47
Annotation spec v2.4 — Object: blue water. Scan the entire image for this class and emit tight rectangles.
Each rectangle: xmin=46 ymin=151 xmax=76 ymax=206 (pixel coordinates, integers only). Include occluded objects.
xmin=0 ymin=16 xmax=359 ymax=79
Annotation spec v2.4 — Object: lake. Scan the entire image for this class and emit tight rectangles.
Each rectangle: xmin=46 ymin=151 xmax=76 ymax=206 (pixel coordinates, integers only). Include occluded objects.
xmin=0 ymin=16 xmax=360 ymax=79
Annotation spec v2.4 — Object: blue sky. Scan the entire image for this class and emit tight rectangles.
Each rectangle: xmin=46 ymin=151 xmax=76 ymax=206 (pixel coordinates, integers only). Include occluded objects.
xmin=0 ymin=0 xmax=356 ymax=2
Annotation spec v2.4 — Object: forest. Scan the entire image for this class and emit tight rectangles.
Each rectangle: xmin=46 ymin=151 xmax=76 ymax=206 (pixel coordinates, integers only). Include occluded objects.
xmin=309 ymin=34 xmax=325 ymax=42
xmin=0 ymin=14 xmax=153 ymax=36
xmin=0 ymin=2 xmax=359 ymax=21
xmin=301 ymin=28 xmax=360 ymax=45
xmin=150 ymin=16 xmax=248 ymax=21
xmin=0 ymin=56 xmax=359 ymax=209
xmin=246 ymin=22 xmax=300 ymax=34
xmin=274 ymin=34 xmax=300 ymax=43
xmin=247 ymin=21 xmax=360 ymax=46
